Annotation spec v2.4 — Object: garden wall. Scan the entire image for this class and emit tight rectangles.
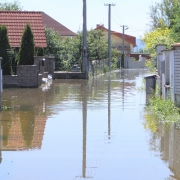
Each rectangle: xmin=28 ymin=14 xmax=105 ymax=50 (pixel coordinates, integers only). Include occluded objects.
xmin=34 ymin=56 xmax=55 ymax=79
xmin=3 ymin=65 xmax=42 ymax=88
xmin=124 ymin=56 xmax=146 ymax=69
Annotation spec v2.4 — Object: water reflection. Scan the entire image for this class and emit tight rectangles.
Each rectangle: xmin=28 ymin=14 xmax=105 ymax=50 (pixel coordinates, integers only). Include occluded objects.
xmin=144 ymin=116 xmax=180 ymax=179
xmin=2 ymin=69 xmax=174 ymax=179
xmin=108 ymin=74 xmax=111 ymax=139
xmin=82 ymin=81 xmax=88 ymax=178
xmin=0 ymin=119 xmax=2 ymax=163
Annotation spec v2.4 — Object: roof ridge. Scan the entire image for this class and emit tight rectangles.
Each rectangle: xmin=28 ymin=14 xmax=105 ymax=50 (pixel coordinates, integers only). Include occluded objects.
xmin=0 ymin=10 xmax=43 ymax=13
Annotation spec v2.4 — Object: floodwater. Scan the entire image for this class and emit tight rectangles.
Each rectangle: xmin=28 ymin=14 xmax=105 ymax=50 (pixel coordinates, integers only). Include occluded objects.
xmin=0 ymin=69 xmax=179 ymax=180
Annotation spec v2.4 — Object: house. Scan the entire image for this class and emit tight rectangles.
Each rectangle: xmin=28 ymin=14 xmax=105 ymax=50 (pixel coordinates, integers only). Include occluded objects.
xmin=94 ymin=24 xmax=136 ymax=54
xmin=0 ymin=10 xmax=75 ymax=48
xmin=41 ymin=12 xmax=75 ymax=37
xmin=0 ymin=11 xmax=47 ymax=48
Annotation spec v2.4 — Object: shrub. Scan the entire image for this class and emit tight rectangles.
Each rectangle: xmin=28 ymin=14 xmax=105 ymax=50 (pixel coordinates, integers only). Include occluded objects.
xmin=0 ymin=25 xmax=12 ymax=75
xmin=36 ymin=48 xmax=44 ymax=56
xmin=145 ymin=95 xmax=180 ymax=123
xmin=18 ymin=23 xmax=35 ymax=65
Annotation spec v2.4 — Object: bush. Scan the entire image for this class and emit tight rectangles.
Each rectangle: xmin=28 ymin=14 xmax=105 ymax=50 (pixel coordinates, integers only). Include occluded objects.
xmin=103 ymin=65 xmax=108 ymax=73
xmin=36 ymin=48 xmax=44 ymax=56
xmin=0 ymin=25 xmax=12 ymax=75
xmin=145 ymin=95 xmax=180 ymax=123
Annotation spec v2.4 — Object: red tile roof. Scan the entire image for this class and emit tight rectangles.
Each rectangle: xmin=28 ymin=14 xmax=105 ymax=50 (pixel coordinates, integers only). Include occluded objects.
xmin=94 ymin=25 xmax=136 ymax=47
xmin=41 ymin=12 xmax=75 ymax=37
xmin=0 ymin=11 xmax=47 ymax=48
xmin=171 ymin=43 xmax=180 ymax=47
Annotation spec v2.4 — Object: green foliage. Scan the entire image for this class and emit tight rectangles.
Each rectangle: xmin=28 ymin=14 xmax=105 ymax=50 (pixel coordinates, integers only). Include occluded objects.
xmin=111 ymin=48 xmax=120 ymax=69
xmin=45 ymin=28 xmax=119 ymax=71
xmin=145 ymin=95 xmax=180 ymax=123
xmin=18 ymin=23 xmax=35 ymax=65
xmin=36 ymin=48 xmax=44 ymax=56
xmin=145 ymin=60 xmax=156 ymax=72
xmin=142 ymin=28 xmax=174 ymax=67
xmin=148 ymin=0 xmax=180 ymax=43
xmin=87 ymin=29 xmax=108 ymax=60
xmin=0 ymin=25 xmax=12 ymax=75
xmin=0 ymin=0 xmax=22 ymax=10
xmin=120 ymin=54 xmax=125 ymax=68
xmin=103 ymin=65 xmax=108 ymax=73
xmin=45 ymin=28 xmax=82 ymax=71
xmin=148 ymin=0 xmax=180 ymax=30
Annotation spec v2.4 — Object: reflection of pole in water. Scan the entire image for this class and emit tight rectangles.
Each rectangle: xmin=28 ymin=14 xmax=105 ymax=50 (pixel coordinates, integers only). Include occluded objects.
xmin=75 ymin=82 xmax=93 ymax=179
xmin=108 ymin=74 xmax=111 ymax=139
xmin=0 ymin=120 xmax=2 ymax=163
xmin=121 ymin=70 xmax=125 ymax=110
xmin=82 ymin=83 xmax=87 ymax=178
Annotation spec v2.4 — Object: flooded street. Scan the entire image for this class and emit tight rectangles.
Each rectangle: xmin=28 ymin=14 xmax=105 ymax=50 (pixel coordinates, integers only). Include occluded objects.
xmin=0 ymin=69 xmax=179 ymax=180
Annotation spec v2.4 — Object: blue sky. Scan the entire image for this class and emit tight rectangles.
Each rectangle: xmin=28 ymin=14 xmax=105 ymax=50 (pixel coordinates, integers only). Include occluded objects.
xmin=5 ymin=0 xmax=161 ymax=38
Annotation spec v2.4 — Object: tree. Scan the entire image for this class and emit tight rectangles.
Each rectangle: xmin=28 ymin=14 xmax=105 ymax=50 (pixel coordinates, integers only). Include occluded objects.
xmin=148 ymin=0 xmax=180 ymax=30
xmin=142 ymin=27 xmax=174 ymax=66
xmin=45 ymin=28 xmax=120 ymax=71
xmin=44 ymin=27 xmax=65 ymax=70
xmin=87 ymin=29 xmax=108 ymax=60
xmin=45 ymin=28 xmax=83 ymax=71
xmin=0 ymin=25 xmax=12 ymax=75
xmin=0 ymin=0 xmax=22 ymax=10
xmin=17 ymin=23 xmax=35 ymax=65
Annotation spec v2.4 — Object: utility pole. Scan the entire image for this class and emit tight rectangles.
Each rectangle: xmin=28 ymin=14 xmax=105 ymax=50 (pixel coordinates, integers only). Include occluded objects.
xmin=121 ymin=25 xmax=128 ymax=55
xmin=104 ymin=3 xmax=115 ymax=71
xmin=121 ymin=25 xmax=128 ymax=68
xmin=83 ymin=0 xmax=88 ymax=79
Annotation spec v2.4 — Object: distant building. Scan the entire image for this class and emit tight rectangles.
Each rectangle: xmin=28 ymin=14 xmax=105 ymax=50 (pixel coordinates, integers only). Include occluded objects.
xmin=41 ymin=12 xmax=75 ymax=38
xmin=94 ymin=24 xmax=136 ymax=54
xmin=129 ymin=53 xmax=151 ymax=61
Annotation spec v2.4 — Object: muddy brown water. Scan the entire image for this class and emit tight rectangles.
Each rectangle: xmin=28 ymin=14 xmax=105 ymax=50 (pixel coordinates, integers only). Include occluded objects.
xmin=0 ymin=69 xmax=179 ymax=180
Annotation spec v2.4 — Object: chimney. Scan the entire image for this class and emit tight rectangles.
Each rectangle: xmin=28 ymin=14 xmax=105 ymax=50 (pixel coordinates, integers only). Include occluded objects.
xmin=96 ymin=24 xmax=104 ymax=28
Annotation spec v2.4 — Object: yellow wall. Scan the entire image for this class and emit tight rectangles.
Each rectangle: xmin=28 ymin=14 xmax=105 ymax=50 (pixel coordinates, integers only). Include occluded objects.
xmin=101 ymin=30 xmax=133 ymax=54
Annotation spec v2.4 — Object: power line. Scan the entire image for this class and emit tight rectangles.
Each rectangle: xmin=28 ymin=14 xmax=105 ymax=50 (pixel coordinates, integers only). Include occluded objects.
xmin=111 ymin=10 xmax=121 ymax=26
xmin=113 ymin=6 xmax=124 ymax=25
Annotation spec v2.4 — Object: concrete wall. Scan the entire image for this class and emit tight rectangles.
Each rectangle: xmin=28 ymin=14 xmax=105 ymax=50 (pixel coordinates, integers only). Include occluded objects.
xmin=17 ymin=65 xmax=39 ymax=87
xmin=124 ymin=56 xmax=146 ymax=69
xmin=3 ymin=65 xmax=41 ymax=88
xmin=156 ymin=44 xmax=166 ymax=77
xmin=156 ymin=45 xmax=180 ymax=105
xmin=34 ymin=56 xmax=55 ymax=79
xmin=173 ymin=47 xmax=180 ymax=105
xmin=170 ymin=50 xmax=175 ymax=102
xmin=156 ymin=45 xmax=167 ymax=94
xmin=3 ymin=56 xmax=55 ymax=88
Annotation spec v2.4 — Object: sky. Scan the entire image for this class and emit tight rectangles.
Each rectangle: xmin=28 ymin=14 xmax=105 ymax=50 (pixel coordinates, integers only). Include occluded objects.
xmin=3 ymin=0 xmax=162 ymax=38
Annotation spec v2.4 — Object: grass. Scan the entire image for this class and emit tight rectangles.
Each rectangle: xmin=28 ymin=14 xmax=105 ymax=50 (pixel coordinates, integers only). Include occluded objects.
xmin=145 ymin=95 xmax=180 ymax=124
